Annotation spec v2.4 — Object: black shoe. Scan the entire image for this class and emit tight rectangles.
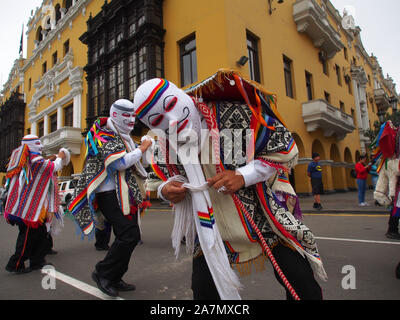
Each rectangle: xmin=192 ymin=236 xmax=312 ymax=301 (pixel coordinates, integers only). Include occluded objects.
xmin=5 ymin=265 xmax=32 ymax=274
xmin=113 ymin=280 xmax=136 ymax=292
xmin=95 ymin=245 xmax=110 ymax=251
xmin=386 ymin=232 xmax=400 ymax=240
xmin=47 ymin=249 xmax=58 ymax=255
xmin=313 ymin=203 xmax=318 ymax=208
xmin=315 ymin=203 xmax=323 ymax=211
xmin=92 ymin=271 xmax=119 ymax=297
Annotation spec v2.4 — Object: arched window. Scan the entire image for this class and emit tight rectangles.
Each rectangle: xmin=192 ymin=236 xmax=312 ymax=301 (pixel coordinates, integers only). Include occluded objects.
xmin=63 ymin=0 xmax=73 ymax=12
xmin=36 ymin=26 xmax=43 ymax=42
xmin=55 ymin=4 xmax=62 ymax=23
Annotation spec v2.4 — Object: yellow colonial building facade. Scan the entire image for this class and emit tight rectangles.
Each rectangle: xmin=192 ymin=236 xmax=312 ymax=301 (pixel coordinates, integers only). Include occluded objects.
xmin=1 ymin=0 xmax=399 ymax=195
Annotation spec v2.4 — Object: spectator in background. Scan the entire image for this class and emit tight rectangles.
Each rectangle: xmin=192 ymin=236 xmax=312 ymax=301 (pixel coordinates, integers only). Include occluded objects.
xmin=307 ymin=153 xmax=323 ymax=210
xmin=355 ymin=155 xmax=371 ymax=206
xmin=370 ymin=163 xmax=379 ymax=190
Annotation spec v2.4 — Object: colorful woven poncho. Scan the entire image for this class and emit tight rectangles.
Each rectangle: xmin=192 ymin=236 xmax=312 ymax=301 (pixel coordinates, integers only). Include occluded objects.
xmin=4 ymin=147 xmax=59 ymax=228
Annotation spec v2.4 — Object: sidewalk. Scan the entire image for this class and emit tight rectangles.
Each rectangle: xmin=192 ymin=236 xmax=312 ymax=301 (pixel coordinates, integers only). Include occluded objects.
xmin=299 ymin=189 xmax=389 ymax=214
xmin=149 ymin=189 xmax=389 ymax=215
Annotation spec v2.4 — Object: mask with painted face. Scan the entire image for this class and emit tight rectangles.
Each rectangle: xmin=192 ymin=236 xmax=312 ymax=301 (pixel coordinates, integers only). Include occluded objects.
xmin=109 ymin=99 xmax=136 ymax=135
xmin=133 ymin=79 xmax=202 ymax=140
xmin=22 ymin=135 xmax=43 ymax=155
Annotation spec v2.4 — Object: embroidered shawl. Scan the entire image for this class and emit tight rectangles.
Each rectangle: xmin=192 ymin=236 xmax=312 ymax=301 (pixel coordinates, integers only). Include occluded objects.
xmin=68 ymin=118 xmax=145 ymax=237
xmin=5 ymin=152 xmax=59 ymax=228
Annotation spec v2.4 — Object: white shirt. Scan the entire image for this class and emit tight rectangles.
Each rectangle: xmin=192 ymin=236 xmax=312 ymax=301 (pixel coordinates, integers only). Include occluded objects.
xmin=96 ymin=148 xmax=143 ymax=193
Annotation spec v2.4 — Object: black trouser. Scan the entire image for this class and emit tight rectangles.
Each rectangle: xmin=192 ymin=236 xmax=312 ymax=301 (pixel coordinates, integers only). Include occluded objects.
xmin=192 ymin=242 xmax=322 ymax=300
xmin=95 ymin=191 xmax=141 ymax=283
xmin=388 ymin=215 xmax=400 ymax=233
xmin=6 ymin=222 xmax=50 ymax=271
xmin=95 ymin=223 xmax=112 ymax=249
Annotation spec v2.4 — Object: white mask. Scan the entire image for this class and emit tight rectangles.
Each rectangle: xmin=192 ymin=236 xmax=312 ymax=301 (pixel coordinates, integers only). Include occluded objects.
xmin=22 ymin=135 xmax=43 ymax=155
xmin=109 ymin=99 xmax=136 ymax=134
xmin=133 ymin=79 xmax=202 ymax=139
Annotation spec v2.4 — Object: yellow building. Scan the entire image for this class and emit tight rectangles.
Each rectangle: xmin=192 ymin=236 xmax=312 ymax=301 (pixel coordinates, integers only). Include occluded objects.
xmin=1 ymin=0 xmax=399 ymax=195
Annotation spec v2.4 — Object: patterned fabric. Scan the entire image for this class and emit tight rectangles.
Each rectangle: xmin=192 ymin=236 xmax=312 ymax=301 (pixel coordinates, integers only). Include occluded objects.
xmin=68 ymin=121 xmax=144 ymax=237
xmin=5 ymin=157 xmax=58 ymax=228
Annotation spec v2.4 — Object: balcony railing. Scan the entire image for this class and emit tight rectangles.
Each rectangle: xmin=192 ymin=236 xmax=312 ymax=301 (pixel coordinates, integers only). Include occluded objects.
xmin=302 ymin=99 xmax=355 ymax=140
xmin=293 ymin=0 xmax=344 ymax=58
xmin=41 ymin=127 xmax=82 ymax=155
xmin=374 ymin=88 xmax=391 ymax=110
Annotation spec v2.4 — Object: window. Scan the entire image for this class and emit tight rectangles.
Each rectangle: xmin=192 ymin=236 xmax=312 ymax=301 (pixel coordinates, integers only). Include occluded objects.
xmin=26 ymin=128 xmax=31 ymax=135
xmin=324 ymin=91 xmax=331 ymax=103
xmin=64 ymin=104 xmax=73 ymax=127
xmin=283 ymin=55 xmax=294 ymax=99
xmin=50 ymin=113 xmax=58 ymax=133
xmin=340 ymin=101 xmax=345 ymax=112
xmin=138 ymin=46 xmax=148 ymax=85
xmin=28 ymin=78 xmax=32 ymax=91
xmin=351 ymin=108 xmax=357 ymax=126
xmin=335 ymin=64 xmax=342 ymax=86
xmin=247 ymin=33 xmax=260 ymax=82
xmin=322 ymin=58 xmax=328 ymax=76
xmin=180 ymin=34 xmax=198 ymax=87
xmin=92 ymin=76 xmax=99 ymax=115
xmin=38 ymin=120 xmax=44 ymax=138
xmin=344 ymin=47 xmax=348 ymax=60
xmin=352 ymin=57 xmax=357 ymax=66
xmin=36 ymin=26 xmax=43 ymax=43
xmin=42 ymin=61 xmax=47 ymax=75
xmin=155 ymin=45 xmax=163 ymax=78
xmin=305 ymin=71 xmax=313 ymax=101
xmin=52 ymin=51 xmax=58 ymax=66
xmin=64 ymin=0 xmax=72 ymax=12
xmin=55 ymin=4 xmax=61 ymax=23
xmin=117 ymin=60 xmax=125 ymax=99
xmin=64 ymin=39 xmax=70 ymax=56
xmin=108 ymin=65 xmax=116 ymax=104
xmin=128 ymin=53 xmax=138 ymax=101
xmin=108 ymin=31 xmax=115 ymax=52
xmin=346 ymin=77 xmax=352 ymax=95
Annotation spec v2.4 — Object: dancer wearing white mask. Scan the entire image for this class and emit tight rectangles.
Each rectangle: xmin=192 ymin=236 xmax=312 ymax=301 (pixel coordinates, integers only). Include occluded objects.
xmin=134 ymin=72 xmax=327 ymax=300
xmin=68 ymin=99 xmax=152 ymax=297
xmin=4 ymin=135 xmax=69 ymax=273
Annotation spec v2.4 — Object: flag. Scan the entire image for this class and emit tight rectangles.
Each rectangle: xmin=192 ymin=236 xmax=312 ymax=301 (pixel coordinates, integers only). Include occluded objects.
xmin=19 ymin=25 xmax=24 ymax=56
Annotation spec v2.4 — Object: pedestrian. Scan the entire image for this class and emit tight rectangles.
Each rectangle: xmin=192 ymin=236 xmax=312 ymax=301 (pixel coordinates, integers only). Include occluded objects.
xmin=134 ymin=74 xmax=326 ymax=300
xmin=355 ymin=155 xmax=371 ymax=206
xmin=68 ymin=99 xmax=153 ymax=297
xmin=4 ymin=135 xmax=69 ymax=274
xmin=370 ymin=163 xmax=379 ymax=190
xmin=307 ymin=153 xmax=324 ymax=210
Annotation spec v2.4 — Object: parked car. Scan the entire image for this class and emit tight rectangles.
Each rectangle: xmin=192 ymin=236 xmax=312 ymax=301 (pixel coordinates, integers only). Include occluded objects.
xmin=59 ymin=180 xmax=76 ymax=206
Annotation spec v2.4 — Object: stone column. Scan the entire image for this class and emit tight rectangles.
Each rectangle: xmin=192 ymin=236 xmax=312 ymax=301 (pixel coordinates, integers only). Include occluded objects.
xmin=57 ymin=106 xmax=63 ymax=130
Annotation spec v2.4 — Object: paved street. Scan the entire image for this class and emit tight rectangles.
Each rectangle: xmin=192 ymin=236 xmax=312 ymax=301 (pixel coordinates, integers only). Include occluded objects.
xmin=0 ymin=190 xmax=399 ymax=301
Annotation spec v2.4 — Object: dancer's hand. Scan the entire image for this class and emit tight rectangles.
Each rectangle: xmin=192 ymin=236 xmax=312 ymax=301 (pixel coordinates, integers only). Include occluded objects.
xmin=47 ymin=154 xmax=57 ymax=161
xmin=161 ymin=181 xmax=188 ymax=204
xmin=139 ymin=139 xmax=153 ymax=153
xmin=58 ymin=150 xmax=66 ymax=159
xmin=207 ymin=170 xmax=245 ymax=194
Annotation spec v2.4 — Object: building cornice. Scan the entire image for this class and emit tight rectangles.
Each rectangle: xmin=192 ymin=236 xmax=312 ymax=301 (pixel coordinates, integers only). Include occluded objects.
xmin=22 ymin=0 xmax=89 ymax=73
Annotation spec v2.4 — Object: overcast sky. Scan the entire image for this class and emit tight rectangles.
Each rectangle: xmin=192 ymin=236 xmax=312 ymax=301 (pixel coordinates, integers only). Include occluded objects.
xmin=0 ymin=0 xmax=399 ymax=92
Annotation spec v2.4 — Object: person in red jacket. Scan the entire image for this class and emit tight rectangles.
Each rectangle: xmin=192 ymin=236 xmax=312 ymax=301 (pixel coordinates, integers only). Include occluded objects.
xmin=355 ymin=155 xmax=371 ymax=206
